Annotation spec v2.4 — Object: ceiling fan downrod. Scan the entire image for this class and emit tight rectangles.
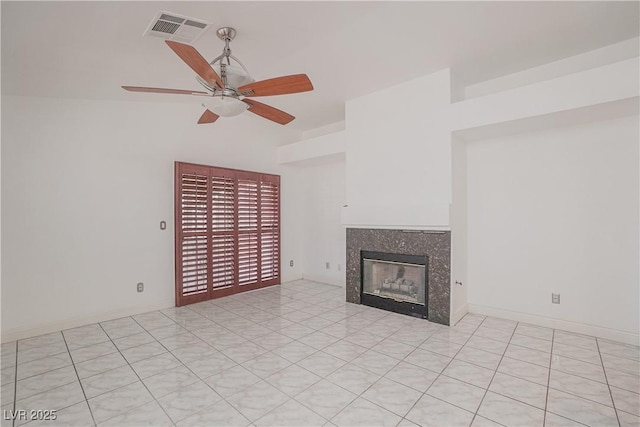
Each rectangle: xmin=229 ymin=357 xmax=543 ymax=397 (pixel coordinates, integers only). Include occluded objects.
xmin=207 ymin=27 xmax=253 ymax=91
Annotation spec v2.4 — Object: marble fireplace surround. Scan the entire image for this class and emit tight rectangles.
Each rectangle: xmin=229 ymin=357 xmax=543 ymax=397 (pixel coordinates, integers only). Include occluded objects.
xmin=346 ymin=228 xmax=451 ymax=326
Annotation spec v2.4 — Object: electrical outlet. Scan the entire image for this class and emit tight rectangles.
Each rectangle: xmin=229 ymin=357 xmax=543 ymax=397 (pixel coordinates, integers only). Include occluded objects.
xmin=137 ymin=282 xmax=144 ymax=293
xmin=552 ymin=293 xmax=560 ymax=304
xmin=325 ymin=262 xmax=330 ymax=269
xmin=289 ymin=260 xmax=294 ymax=267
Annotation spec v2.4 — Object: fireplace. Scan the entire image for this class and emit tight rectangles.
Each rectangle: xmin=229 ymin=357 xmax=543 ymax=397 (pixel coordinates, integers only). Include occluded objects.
xmin=361 ymin=251 xmax=428 ymax=318
xmin=346 ymin=228 xmax=451 ymax=326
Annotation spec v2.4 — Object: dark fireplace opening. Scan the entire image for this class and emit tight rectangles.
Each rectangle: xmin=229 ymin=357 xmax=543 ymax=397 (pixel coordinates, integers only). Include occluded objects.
xmin=360 ymin=250 xmax=429 ymax=319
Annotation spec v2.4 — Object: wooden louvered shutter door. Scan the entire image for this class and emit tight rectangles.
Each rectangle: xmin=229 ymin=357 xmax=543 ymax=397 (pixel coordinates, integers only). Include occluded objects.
xmin=236 ymin=172 xmax=260 ymax=290
xmin=175 ymin=162 xmax=280 ymax=306
xmin=175 ymin=163 xmax=211 ymax=305
xmin=210 ymin=170 xmax=237 ymax=298
xmin=260 ymin=174 xmax=280 ymax=285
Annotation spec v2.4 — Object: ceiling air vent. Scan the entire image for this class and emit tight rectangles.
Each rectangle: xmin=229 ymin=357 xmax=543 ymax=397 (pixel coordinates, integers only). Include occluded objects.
xmin=143 ymin=11 xmax=210 ymax=43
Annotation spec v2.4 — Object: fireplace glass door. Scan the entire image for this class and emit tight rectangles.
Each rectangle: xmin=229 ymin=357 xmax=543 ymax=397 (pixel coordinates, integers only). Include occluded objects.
xmin=362 ymin=259 xmax=426 ymax=305
xmin=360 ymin=251 xmax=428 ymax=318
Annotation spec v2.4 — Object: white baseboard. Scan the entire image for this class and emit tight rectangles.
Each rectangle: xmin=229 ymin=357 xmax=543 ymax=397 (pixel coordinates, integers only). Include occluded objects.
xmin=451 ymin=303 xmax=469 ymax=325
xmin=280 ymin=273 xmax=304 ymax=284
xmin=1 ymin=299 xmax=174 ymax=343
xmin=302 ymin=274 xmax=346 ymax=288
xmin=468 ymin=303 xmax=639 ymax=346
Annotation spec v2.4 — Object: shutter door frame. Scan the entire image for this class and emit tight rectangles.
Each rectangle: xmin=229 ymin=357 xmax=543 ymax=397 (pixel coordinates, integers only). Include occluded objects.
xmin=175 ymin=162 xmax=212 ymax=306
xmin=210 ymin=168 xmax=238 ymax=299
xmin=259 ymin=173 xmax=281 ymax=287
xmin=175 ymin=162 xmax=280 ymax=306
xmin=236 ymin=170 xmax=261 ymax=293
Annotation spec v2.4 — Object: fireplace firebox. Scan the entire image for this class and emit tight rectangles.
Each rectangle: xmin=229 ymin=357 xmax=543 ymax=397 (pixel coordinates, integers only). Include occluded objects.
xmin=360 ymin=250 xmax=428 ymax=319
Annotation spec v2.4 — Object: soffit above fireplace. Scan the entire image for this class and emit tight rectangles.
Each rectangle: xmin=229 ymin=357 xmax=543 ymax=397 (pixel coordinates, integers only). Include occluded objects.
xmin=340 ymin=202 xmax=451 ymax=231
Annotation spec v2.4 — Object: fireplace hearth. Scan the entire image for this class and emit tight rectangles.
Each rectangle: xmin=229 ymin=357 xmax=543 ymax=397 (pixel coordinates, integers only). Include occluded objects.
xmin=361 ymin=251 xmax=428 ymax=318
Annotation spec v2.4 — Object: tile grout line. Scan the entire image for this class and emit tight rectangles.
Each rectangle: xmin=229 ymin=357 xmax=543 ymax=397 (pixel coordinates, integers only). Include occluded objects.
xmin=469 ymin=317 xmax=518 ymax=427
xmin=181 ymin=297 xmax=350 ymax=350
xmin=444 ymin=332 xmax=620 ymax=390
xmin=474 ymin=330 xmax=624 ymax=369
xmin=9 ymin=352 xmax=71 ymax=382
xmin=60 ymin=330 xmax=98 ymax=427
xmin=140 ymin=307 xmax=245 ymax=425
xmin=546 ymin=366 xmax=621 ymax=389
xmin=95 ymin=322 xmax=176 ymax=426
xmin=402 ymin=317 xmax=482 ymax=425
xmin=12 ymin=341 xmax=86 ymax=427
xmin=129 ymin=315 xmax=256 ymax=426
xmin=13 ymin=334 xmax=102 ymax=427
xmin=460 ymin=316 xmax=490 ymax=426
xmin=286 ymin=318 xmax=411 ymax=423
xmin=545 ymin=338 xmax=620 ymax=426
xmin=246 ymin=309 xmax=427 ymax=423
xmin=205 ymin=296 xmax=358 ymax=424
xmin=394 ymin=323 xmax=551 ymax=420
xmin=333 ymin=327 xmax=442 ymax=421
xmin=131 ymin=311 xmax=270 ymax=423
xmin=7 ymin=284 xmax=338 ymax=425
xmin=250 ymin=389 xmax=329 ymax=426
xmin=542 ymin=332 xmax=611 ymax=427
xmin=9 ymin=285 xmax=634 ymax=427
xmin=595 ymin=337 xmax=622 ymax=427
xmin=542 ymin=328 xmax=555 ymax=427
xmin=14 ymin=322 xmax=191 ymax=386
xmin=423 ymin=336 xmax=549 ymax=394
xmin=16 ymin=323 xmax=181 ymax=380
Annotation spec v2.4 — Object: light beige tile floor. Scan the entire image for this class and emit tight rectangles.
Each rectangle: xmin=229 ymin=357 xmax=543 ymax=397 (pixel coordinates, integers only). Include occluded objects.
xmin=1 ymin=280 xmax=638 ymax=426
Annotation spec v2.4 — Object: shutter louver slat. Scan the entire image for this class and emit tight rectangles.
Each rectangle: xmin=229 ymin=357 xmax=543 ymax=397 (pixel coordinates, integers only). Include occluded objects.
xmin=238 ymin=179 xmax=259 ymax=286
xmin=179 ymin=170 xmax=209 ymax=298
xmin=260 ymin=181 xmax=279 ymax=281
xmin=211 ymin=176 xmax=235 ymax=289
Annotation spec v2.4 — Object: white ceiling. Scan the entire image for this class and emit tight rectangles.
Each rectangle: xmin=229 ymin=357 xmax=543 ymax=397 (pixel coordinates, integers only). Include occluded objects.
xmin=2 ymin=1 xmax=638 ymax=131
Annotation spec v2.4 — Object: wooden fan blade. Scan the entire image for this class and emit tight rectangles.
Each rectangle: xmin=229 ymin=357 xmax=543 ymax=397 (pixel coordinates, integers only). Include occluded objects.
xmin=239 ymin=74 xmax=313 ymax=97
xmin=165 ymin=41 xmax=224 ymax=88
xmin=198 ymin=109 xmax=219 ymax=124
xmin=122 ymin=86 xmax=208 ymax=95
xmin=243 ymin=99 xmax=295 ymax=125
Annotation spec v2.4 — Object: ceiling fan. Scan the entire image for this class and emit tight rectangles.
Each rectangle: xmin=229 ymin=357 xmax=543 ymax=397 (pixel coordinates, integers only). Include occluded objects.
xmin=122 ymin=27 xmax=313 ymax=125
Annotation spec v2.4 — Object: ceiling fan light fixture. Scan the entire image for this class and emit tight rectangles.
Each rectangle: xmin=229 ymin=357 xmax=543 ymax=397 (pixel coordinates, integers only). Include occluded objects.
xmin=204 ymin=96 xmax=248 ymax=117
xmin=123 ymin=26 xmax=313 ymax=125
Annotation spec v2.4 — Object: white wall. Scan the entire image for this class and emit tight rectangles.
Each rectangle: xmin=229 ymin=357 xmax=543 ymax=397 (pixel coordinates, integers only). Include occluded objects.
xmin=450 ymin=136 xmax=468 ymax=324
xmin=278 ymin=130 xmax=346 ymax=165
xmin=466 ymin=114 xmax=639 ymax=341
xmin=343 ymin=69 xmax=452 ymax=229
xmin=463 ymin=37 xmax=639 ymax=100
xmin=1 ymin=95 xmax=305 ymax=341
xmin=452 ymin=58 xmax=639 ymax=132
xmin=300 ymin=158 xmax=347 ymax=287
